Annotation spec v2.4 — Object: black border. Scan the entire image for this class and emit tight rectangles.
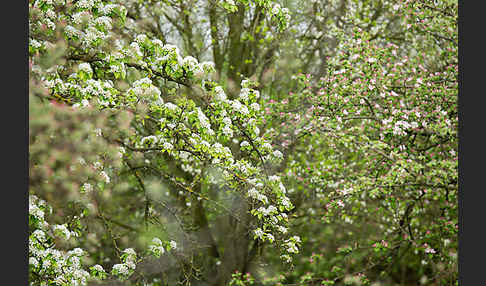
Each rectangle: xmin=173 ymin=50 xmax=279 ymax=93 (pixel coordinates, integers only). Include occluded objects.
xmin=7 ymin=0 xmax=29 ymax=284
xmin=458 ymin=0 xmax=480 ymax=285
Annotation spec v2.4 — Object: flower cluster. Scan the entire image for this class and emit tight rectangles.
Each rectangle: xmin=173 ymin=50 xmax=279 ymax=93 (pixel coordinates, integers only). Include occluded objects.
xmin=148 ymin=237 xmax=178 ymax=258
xmin=111 ymin=248 xmax=137 ymax=280
xmin=29 ymin=195 xmax=99 ymax=285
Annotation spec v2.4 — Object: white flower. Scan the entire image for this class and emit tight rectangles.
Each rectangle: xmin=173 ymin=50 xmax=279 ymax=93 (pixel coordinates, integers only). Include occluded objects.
xmin=254 ymin=228 xmax=264 ymax=239
xmin=94 ymin=128 xmax=102 ymax=137
xmin=240 ymin=141 xmax=250 ymax=148
xmin=123 ymin=248 xmax=137 ymax=257
xmin=272 ymin=3 xmax=281 ymax=15
xmin=183 ymin=56 xmax=199 ymax=72
xmin=240 ymin=105 xmax=249 ymax=115
xmin=42 ymin=259 xmax=52 ymax=269
xmin=78 ymin=63 xmax=92 ymax=74
xmin=149 ymin=244 xmax=165 ymax=256
xmin=281 ymin=197 xmax=291 ymax=209
xmin=152 ymin=237 xmax=162 ymax=245
xmin=273 ymin=150 xmax=283 ymax=159
xmin=201 ymin=61 xmax=215 ymax=73
xmin=231 ymin=100 xmax=243 ymax=113
xmin=163 ymin=142 xmax=173 ymax=151
xmin=100 ymin=171 xmax=110 ymax=183
xmin=287 ymin=242 xmax=299 ymax=253
xmin=262 ymin=142 xmax=272 ymax=150
xmin=29 ymin=257 xmax=39 ymax=267
xmin=29 ymin=203 xmax=44 ymax=220
xmin=254 ymin=126 xmax=260 ymax=136
xmin=269 ymin=175 xmax=280 ymax=182
xmin=222 ymin=117 xmax=232 ymax=125
xmin=425 ymin=247 xmax=436 ymax=254
xmin=257 ymin=193 xmax=268 ymax=204
xmin=72 ymin=11 xmax=89 ymax=25
xmin=112 ymin=264 xmax=129 ymax=275
xmin=267 ymin=233 xmax=275 ymax=242
xmin=277 ymin=225 xmax=288 ymax=234
xmin=162 ymin=44 xmax=179 ymax=55
xmin=53 ymin=224 xmax=71 ymax=240
xmin=248 ymin=188 xmax=259 ymax=198
xmin=124 ymin=260 xmax=136 ymax=270
xmin=82 ymin=183 xmax=92 ymax=193
xmin=239 ymin=88 xmax=251 ymax=101
xmin=32 ymin=230 xmax=46 ymax=242
xmin=71 ymin=248 xmax=84 ymax=256
xmin=250 ymin=102 xmax=260 ymax=111
xmin=82 ymin=26 xmax=105 ymax=47
xmin=170 ymin=240 xmax=177 ymax=249
xmin=141 ymin=135 xmax=158 ymax=146
xmin=222 ymin=125 xmax=233 ymax=137
xmin=129 ymin=42 xmax=143 ymax=57
xmin=135 ymin=34 xmax=148 ymax=44
xmin=76 ymin=0 xmax=95 ymax=9
xmin=64 ymin=25 xmax=79 ymax=37
xmin=100 ymin=3 xmax=118 ymax=15
xmin=92 ymin=264 xmax=105 ymax=272
xmin=197 ymin=108 xmax=211 ymax=129
xmin=94 ymin=16 xmax=112 ymax=30
xmin=30 ymin=38 xmax=41 ymax=49
xmin=165 ymin=102 xmax=178 ymax=111
xmin=214 ymin=86 xmax=227 ymax=101
xmin=93 ymin=161 xmax=102 ymax=169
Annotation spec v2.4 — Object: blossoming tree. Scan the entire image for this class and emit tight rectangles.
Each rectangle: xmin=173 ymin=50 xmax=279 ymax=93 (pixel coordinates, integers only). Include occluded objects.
xmin=29 ymin=0 xmax=457 ymax=285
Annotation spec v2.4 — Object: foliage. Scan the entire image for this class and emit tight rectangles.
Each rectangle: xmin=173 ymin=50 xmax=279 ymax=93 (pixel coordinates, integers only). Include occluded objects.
xmin=29 ymin=0 xmax=457 ymax=285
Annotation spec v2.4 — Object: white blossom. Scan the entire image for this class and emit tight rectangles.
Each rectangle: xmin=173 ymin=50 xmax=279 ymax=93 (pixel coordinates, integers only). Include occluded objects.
xmin=112 ymin=264 xmax=129 ymax=275
xmin=92 ymin=264 xmax=105 ymax=273
xmin=267 ymin=233 xmax=275 ymax=242
xmin=78 ymin=63 xmax=92 ymax=74
xmin=163 ymin=142 xmax=173 ymax=150
xmin=239 ymin=88 xmax=251 ymax=101
xmin=53 ymin=224 xmax=71 ymax=240
xmin=29 ymin=257 xmax=39 ymax=267
xmin=250 ymin=102 xmax=260 ymax=111
xmin=82 ymin=183 xmax=92 ymax=193
xmin=32 ymin=230 xmax=47 ymax=242
xmin=222 ymin=125 xmax=233 ymax=137
xmin=269 ymin=175 xmax=280 ymax=182
xmin=100 ymin=171 xmax=110 ymax=183
xmin=76 ymin=0 xmax=95 ymax=9
xmin=214 ymin=86 xmax=227 ymax=101
xmin=273 ymin=150 xmax=283 ymax=159
xmin=277 ymin=225 xmax=288 ymax=234
xmin=254 ymin=228 xmax=264 ymax=239
xmin=94 ymin=16 xmax=112 ymax=30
